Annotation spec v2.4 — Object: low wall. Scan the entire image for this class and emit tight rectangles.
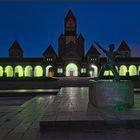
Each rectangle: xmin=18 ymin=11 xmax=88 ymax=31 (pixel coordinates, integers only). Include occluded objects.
xmin=0 ymin=79 xmax=139 ymax=89
xmin=0 ymin=81 xmax=61 ymax=89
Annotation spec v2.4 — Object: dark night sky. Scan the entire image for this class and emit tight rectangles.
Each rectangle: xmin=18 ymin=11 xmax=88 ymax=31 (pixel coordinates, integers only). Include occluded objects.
xmin=0 ymin=2 xmax=140 ymax=57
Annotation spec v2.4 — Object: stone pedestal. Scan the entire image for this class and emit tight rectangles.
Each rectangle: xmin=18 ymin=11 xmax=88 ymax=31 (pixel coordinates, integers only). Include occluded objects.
xmin=89 ymin=80 xmax=134 ymax=108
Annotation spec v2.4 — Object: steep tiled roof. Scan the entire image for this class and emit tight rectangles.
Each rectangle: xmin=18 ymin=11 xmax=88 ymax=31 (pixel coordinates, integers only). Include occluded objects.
xmin=9 ymin=40 xmax=23 ymax=51
xmin=117 ymin=40 xmax=131 ymax=51
xmin=43 ymin=44 xmax=57 ymax=56
xmin=86 ymin=45 xmax=100 ymax=56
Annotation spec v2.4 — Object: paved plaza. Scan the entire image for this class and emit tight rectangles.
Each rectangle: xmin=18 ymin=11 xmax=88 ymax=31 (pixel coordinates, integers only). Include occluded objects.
xmin=0 ymin=87 xmax=140 ymax=139
xmin=40 ymin=87 xmax=140 ymax=130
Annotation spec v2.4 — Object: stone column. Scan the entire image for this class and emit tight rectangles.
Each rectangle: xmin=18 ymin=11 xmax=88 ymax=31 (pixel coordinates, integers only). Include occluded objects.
xmin=43 ymin=67 xmax=46 ymax=77
xmin=32 ymin=67 xmax=34 ymax=77
xmin=137 ymin=67 xmax=139 ymax=76
xmin=23 ymin=67 xmax=25 ymax=77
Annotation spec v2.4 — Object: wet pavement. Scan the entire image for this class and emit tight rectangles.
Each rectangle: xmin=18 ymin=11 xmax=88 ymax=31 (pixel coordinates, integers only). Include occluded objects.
xmin=0 ymin=87 xmax=140 ymax=140
xmin=40 ymin=87 xmax=140 ymax=130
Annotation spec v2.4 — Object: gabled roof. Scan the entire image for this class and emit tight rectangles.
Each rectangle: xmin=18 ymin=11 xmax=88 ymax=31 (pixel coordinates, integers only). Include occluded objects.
xmin=117 ymin=40 xmax=131 ymax=52
xmin=43 ymin=44 xmax=57 ymax=56
xmin=78 ymin=33 xmax=84 ymax=40
xmin=65 ymin=9 xmax=76 ymax=24
xmin=9 ymin=40 xmax=23 ymax=51
xmin=86 ymin=45 xmax=100 ymax=56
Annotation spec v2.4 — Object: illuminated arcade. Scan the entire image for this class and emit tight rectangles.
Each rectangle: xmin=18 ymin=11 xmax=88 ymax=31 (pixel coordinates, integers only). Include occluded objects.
xmin=0 ymin=10 xmax=140 ymax=78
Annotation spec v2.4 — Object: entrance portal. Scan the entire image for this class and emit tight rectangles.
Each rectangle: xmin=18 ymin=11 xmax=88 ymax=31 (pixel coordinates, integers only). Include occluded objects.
xmin=66 ymin=63 xmax=78 ymax=77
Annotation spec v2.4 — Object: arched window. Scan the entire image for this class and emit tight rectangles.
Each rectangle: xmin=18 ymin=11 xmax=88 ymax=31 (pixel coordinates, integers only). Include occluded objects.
xmin=34 ymin=65 xmax=43 ymax=77
xmin=90 ymin=65 xmax=98 ymax=77
xmin=15 ymin=65 xmax=23 ymax=77
xmin=103 ymin=66 xmax=118 ymax=76
xmin=25 ymin=66 xmax=33 ymax=77
xmin=5 ymin=66 xmax=13 ymax=77
xmin=129 ymin=65 xmax=137 ymax=76
xmin=0 ymin=66 xmax=3 ymax=77
xmin=119 ymin=65 xmax=127 ymax=76
xmin=46 ymin=65 xmax=53 ymax=77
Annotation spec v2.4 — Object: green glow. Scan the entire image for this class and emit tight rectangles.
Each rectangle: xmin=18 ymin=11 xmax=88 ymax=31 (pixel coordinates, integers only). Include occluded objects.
xmin=129 ymin=65 xmax=137 ymax=76
xmin=5 ymin=66 xmax=13 ymax=77
xmin=112 ymin=105 xmax=128 ymax=111
xmin=103 ymin=66 xmax=118 ymax=76
xmin=34 ymin=65 xmax=43 ymax=77
xmin=46 ymin=65 xmax=52 ymax=77
xmin=104 ymin=70 xmax=109 ymax=76
xmin=119 ymin=65 xmax=127 ymax=76
xmin=0 ymin=66 xmax=3 ymax=77
xmin=15 ymin=65 xmax=23 ymax=77
xmin=66 ymin=63 xmax=78 ymax=76
xmin=104 ymin=70 xmax=114 ymax=76
xmin=109 ymin=71 xmax=113 ymax=76
xmin=25 ymin=66 xmax=33 ymax=77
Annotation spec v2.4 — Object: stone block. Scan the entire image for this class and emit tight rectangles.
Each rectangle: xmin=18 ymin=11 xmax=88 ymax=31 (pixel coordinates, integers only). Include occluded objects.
xmin=89 ymin=80 xmax=134 ymax=108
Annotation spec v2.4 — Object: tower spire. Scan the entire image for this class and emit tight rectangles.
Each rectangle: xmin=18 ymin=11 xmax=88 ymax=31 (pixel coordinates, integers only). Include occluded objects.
xmin=64 ymin=9 xmax=77 ymax=36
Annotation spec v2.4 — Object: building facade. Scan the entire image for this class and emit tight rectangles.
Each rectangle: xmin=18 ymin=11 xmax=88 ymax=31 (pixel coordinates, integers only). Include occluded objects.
xmin=0 ymin=10 xmax=140 ymax=78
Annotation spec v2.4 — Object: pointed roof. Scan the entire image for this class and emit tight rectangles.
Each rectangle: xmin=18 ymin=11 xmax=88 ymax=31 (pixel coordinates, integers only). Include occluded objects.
xmin=65 ymin=9 xmax=76 ymax=24
xmin=9 ymin=40 xmax=23 ymax=51
xmin=86 ymin=44 xmax=100 ymax=56
xmin=58 ymin=33 xmax=65 ymax=40
xmin=78 ymin=33 xmax=84 ymax=40
xmin=117 ymin=40 xmax=131 ymax=52
xmin=43 ymin=44 xmax=57 ymax=56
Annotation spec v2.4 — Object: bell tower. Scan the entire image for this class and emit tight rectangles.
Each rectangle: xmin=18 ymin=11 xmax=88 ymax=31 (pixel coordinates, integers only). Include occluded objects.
xmin=58 ymin=9 xmax=84 ymax=60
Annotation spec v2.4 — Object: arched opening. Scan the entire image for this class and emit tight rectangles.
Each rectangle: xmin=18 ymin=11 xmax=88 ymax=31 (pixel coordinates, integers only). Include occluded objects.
xmin=46 ymin=65 xmax=54 ymax=77
xmin=66 ymin=63 xmax=78 ymax=77
xmin=0 ymin=66 xmax=3 ymax=77
xmin=15 ymin=66 xmax=23 ymax=77
xmin=138 ymin=66 xmax=140 ymax=76
xmin=5 ymin=66 xmax=13 ymax=77
xmin=119 ymin=65 xmax=127 ymax=76
xmin=25 ymin=66 xmax=33 ymax=77
xmin=34 ymin=65 xmax=43 ymax=77
xmin=104 ymin=70 xmax=113 ymax=76
xmin=129 ymin=65 xmax=137 ymax=76
xmin=103 ymin=66 xmax=118 ymax=76
xmin=90 ymin=65 xmax=98 ymax=77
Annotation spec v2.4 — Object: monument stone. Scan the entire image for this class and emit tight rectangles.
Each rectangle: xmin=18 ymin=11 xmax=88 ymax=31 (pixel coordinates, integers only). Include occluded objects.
xmin=89 ymin=42 xmax=134 ymax=108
